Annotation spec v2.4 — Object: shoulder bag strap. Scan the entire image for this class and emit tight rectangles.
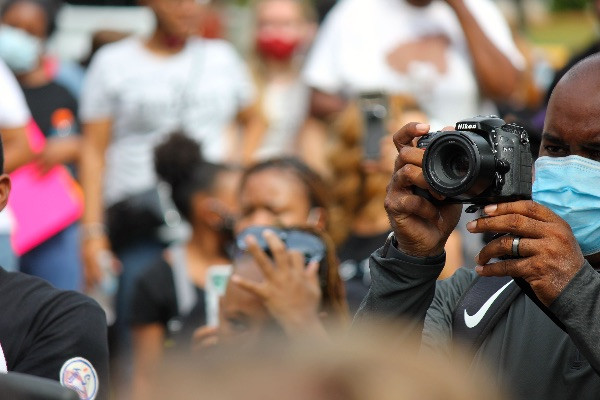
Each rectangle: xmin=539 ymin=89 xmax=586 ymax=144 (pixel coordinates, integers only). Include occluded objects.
xmin=452 ymin=275 xmax=521 ymax=353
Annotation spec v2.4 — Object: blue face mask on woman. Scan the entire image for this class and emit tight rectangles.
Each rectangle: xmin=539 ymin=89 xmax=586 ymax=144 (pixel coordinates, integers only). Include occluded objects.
xmin=532 ymin=155 xmax=600 ymax=256
xmin=0 ymin=25 xmax=42 ymax=74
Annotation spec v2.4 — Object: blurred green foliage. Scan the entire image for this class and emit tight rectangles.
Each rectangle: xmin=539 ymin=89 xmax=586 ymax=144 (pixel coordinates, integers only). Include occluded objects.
xmin=551 ymin=0 xmax=588 ymax=11
xmin=527 ymin=10 xmax=596 ymax=54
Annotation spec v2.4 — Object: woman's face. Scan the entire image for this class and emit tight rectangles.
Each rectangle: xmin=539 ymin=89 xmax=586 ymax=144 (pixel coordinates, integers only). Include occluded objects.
xmin=255 ymin=0 xmax=307 ymax=43
xmin=1 ymin=1 xmax=48 ymax=39
xmin=236 ymin=169 xmax=313 ymax=233
xmin=147 ymin=0 xmax=201 ymax=39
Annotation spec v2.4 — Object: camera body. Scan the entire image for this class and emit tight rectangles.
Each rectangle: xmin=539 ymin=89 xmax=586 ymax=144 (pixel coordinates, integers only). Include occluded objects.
xmin=416 ymin=115 xmax=532 ymax=207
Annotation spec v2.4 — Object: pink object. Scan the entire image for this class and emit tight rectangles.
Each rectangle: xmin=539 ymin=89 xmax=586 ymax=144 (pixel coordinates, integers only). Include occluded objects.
xmin=8 ymin=120 xmax=83 ymax=255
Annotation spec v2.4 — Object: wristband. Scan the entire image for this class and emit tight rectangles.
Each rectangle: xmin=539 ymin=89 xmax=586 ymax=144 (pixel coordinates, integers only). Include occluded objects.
xmin=382 ymin=231 xmax=446 ymax=263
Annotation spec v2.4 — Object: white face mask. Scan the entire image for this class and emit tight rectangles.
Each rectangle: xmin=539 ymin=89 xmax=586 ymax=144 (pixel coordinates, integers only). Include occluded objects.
xmin=532 ymin=155 xmax=600 ymax=256
xmin=0 ymin=25 xmax=42 ymax=74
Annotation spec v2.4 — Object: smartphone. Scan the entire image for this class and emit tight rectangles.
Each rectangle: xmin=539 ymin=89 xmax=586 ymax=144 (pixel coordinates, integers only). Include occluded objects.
xmin=358 ymin=92 xmax=389 ymax=160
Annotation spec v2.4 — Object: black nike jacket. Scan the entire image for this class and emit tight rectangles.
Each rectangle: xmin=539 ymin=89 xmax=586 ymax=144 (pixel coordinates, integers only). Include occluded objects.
xmin=355 ymin=240 xmax=600 ymax=400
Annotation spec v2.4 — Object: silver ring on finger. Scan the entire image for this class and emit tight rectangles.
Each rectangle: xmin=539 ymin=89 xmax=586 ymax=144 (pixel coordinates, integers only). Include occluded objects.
xmin=511 ymin=236 xmax=521 ymax=257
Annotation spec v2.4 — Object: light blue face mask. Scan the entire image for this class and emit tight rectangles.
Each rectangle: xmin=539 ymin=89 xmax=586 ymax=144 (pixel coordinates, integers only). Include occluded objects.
xmin=532 ymin=155 xmax=600 ymax=256
xmin=0 ymin=25 xmax=42 ymax=74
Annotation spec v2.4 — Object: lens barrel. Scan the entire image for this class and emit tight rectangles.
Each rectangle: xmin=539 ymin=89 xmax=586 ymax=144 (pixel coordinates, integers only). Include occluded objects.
xmin=422 ymin=131 xmax=496 ymax=199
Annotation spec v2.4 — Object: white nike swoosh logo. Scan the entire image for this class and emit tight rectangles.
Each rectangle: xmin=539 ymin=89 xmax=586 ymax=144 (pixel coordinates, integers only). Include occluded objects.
xmin=464 ymin=280 xmax=514 ymax=328
xmin=0 ymin=342 xmax=6 ymax=373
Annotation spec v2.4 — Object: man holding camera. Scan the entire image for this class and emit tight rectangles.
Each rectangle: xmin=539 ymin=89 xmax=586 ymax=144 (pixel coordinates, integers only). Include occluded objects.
xmin=356 ymin=54 xmax=600 ymax=399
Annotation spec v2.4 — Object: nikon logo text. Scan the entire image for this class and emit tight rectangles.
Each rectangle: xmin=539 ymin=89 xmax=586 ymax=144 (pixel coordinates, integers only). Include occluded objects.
xmin=457 ymin=123 xmax=477 ymax=130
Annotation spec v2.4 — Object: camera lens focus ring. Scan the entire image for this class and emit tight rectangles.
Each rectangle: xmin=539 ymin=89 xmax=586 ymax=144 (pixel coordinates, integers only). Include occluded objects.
xmin=422 ymin=132 xmax=496 ymax=199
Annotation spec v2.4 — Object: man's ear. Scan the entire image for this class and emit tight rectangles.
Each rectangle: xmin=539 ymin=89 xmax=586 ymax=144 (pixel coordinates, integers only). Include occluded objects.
xmin=0 ymin=174 xmax=12 ymax=213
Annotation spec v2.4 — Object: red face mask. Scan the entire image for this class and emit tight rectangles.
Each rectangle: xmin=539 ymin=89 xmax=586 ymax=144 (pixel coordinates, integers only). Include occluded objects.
xmin=256 ymin=34 xmax=300 ymax=61
xmin=163 ymin=34 xmax=187 ymax=49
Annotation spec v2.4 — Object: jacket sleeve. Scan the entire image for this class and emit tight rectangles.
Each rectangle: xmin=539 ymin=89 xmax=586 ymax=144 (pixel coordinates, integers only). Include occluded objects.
xmin=422 ymin=268 xmax=478 ymax=354
xmin=549 ymin=261 xmax=600 ymax=374
xmin=353 ymin=238 xmax=446 ymax=339
xmin=354 ymin=236 xmax=478 ymax=351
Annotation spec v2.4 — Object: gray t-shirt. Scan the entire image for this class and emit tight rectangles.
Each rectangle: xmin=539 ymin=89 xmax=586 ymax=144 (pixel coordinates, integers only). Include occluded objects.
xmin=80 ymin=37 xmax=254 ymax=205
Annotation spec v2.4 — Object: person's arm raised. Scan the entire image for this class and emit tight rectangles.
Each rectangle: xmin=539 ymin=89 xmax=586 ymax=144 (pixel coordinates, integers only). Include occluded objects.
xmin=354 ymin=122 xmax=461 ymax=330
xmin=446 ymin=0 xmax=521 ymax=101
xmin=385 ymin=122 xmax=462 ymax=257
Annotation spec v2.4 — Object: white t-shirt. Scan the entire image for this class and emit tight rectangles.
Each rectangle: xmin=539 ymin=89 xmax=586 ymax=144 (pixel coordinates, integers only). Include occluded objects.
xmin=255 ymin=79 xmax=309 ymax=161
xmin=0 ymin=59 xmax=29 ymax=234
xmin=80 ymin=37 xmax=254 ymax=205
xmin=303 ymin=0 xmax=525 ymax=128
xmin=0 ymin=59 xmax=29 ymax=129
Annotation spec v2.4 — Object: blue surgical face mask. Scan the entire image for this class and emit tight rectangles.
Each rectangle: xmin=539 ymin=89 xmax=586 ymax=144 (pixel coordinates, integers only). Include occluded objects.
xmin=0 ymin=25 xmax=42 ymax=74
xmin=532 ymin=155 xmax=600 ymax=256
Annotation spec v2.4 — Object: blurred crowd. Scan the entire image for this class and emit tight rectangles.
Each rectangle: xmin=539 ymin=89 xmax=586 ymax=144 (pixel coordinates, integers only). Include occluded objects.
xmin=0 ymin=0 xmax=598 ymax=399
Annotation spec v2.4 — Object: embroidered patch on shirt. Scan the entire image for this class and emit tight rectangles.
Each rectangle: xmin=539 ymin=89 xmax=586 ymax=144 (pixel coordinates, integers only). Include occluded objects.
xmin=59 ymin=357 xmax=98 ymax=400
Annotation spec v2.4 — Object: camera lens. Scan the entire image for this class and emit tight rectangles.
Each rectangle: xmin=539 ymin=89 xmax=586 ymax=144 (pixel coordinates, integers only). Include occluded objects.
xmin=422 ymin=132 xmax=496 ymax=199
xmin=441 ymin=146 xmax=470 ymax=180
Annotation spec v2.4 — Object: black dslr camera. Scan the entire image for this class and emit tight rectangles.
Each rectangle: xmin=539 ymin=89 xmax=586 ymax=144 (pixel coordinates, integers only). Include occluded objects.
xmin=416 ymin=115 xmax=532 ymax=212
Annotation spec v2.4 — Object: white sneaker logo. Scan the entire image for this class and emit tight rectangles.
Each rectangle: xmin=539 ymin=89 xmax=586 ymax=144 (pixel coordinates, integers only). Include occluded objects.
xmin=464 ymin=280 xmax=514 ymax=328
